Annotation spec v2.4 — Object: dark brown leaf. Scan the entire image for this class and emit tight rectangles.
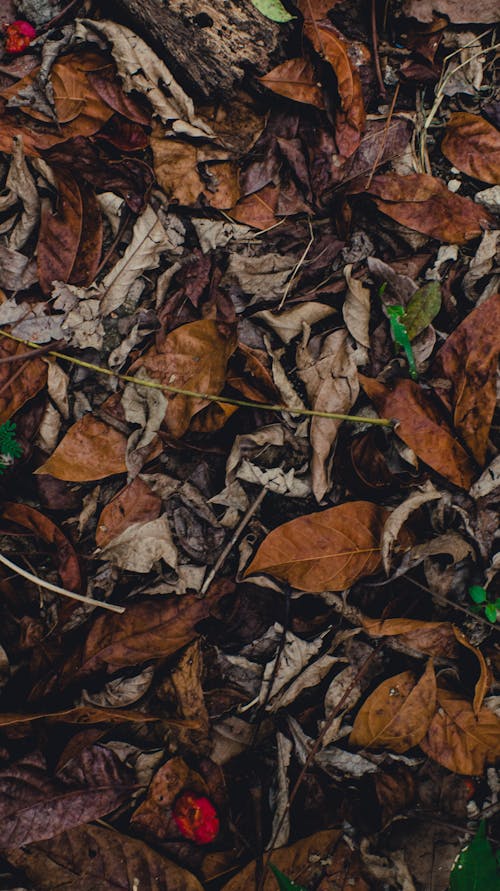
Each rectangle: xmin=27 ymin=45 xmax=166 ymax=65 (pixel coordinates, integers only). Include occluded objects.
xmin=259 ymin=57 xmax=326 ymax=108
xmin=441 ymin=112 xmax=500 ymax=184
xmin=0 ymin=338 xmax=47 ymax=424
xmin=420 ymin=686 xmax=500 ymax=774
xmin=96 ymin=477 xmax=162 ymax=548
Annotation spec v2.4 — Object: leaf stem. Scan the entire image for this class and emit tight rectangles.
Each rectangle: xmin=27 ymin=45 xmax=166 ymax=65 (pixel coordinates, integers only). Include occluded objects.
xmin=0 ymin=329 xmax=392 ymax=428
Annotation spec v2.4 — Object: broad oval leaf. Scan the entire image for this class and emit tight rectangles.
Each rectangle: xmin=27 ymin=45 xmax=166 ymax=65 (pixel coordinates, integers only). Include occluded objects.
xmin=349 ymin=660 xmax=436 ymax=753
xmin=442 ymin=113 xmax=500 ymax=185
xmin=250 ymin=0 xmax=295 ymax=22
xmin=420 ymin=687 xmax=500 ymax=775
xmin=259 ymin=58 xmax=325 ymax=108
xmin=449 ymin=821 xmax=500 ymax=891
xmin=36 ymin=405 xmax=128 ymax=482
xmin=244 ymin=501 xmax=387 ymax=591
xmin=1 ymin=501 xmax=82 ymax=591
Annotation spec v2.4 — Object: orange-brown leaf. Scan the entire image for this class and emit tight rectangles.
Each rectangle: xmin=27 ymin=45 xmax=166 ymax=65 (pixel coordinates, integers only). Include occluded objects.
xmin=259 ymin=57 xmax=325 ymax=108
xmin=0 ymin=705 xmax=158 ymax=727
xmin=96 ymin=477 xmax=162 ymax=548
xmin=359 ymin=375 xmax=476 ymax=489
xmin=452 ymin=626 xmax=490 ymax=715
xmin=349 ymin=660 xmax=436 ymax=753
xmin=420 ymin=686 xmax=500 ymax=774
xmin=245 ymin=501 xmax=386 ymax=591
xmin=305 ymin=22 xmax=365 ymax=157
xmin=1 ymin=502 xmax=82 ymax=592
xmin=0 ymin=338 xmax=47 ymax=424
xmin=431 ymin=292 xmax=500 ymax=466
xmin=442 ymin=112 xmax=500 ymax=185
xmin=362 ymin=617 xmax=458 ymax=659
xmin=36 ymin=413 xmax=127 ymax=482
xmin=365 ymin=173 xmax=493 ymax=243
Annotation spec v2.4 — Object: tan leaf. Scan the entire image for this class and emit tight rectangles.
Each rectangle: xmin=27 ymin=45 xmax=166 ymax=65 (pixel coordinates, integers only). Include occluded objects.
xmin=452 ymin=626 xmax=490 ymax=715
xmin=259 ymin=57 xmax=325 ymax=108
xmin=420 ymin=686 xmax=500 ymax=774
xmin=431 ymin=292 xmax=500 ymax=466
xmin=360 ymin=375 xmax=476 ymax=489
xmin=245 ymin=501 xmax=386 ymax=592
xmin=297 ymin=328 xmax=359 ymax=501
xmin=36 ymin=413 xmax=127 ymax=482
xmin=343 ymin=264 xmax=371 ymax=350
xmin=442 ymin=113 xmax=500 ymax=185
xmin=151 ymin=127 xmax=240 ymax=208
xmin=365 ymin=173 xmax=493 ymax=243
xmin=134 ymin=319 xmax=237 ymax=439
xmin=96 ymin=476 xmax=162 ymax=548
xmin=349 ymin=660 xmax=436 ymax=753
xmin=362 ymin=618 xmax=458 ymax=659
xmin=381 ymin=481 xmax=441 ymax=574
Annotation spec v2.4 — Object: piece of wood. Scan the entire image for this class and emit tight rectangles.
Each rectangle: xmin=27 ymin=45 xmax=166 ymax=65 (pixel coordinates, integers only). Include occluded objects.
xmin=111 ymin=0 xmax=292 ymax=100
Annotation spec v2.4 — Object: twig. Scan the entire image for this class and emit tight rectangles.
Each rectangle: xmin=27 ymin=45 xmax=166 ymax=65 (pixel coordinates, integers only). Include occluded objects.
xmin=405 ymin=575 xmax=497 ymax=632
xmin=371 ymin=0 xmax=386 ymax=98
xmin=95 ymin=207 xmax=131 ymax=278
xmin=0 ymin=340 xmax=65 ymax=365
xmin=277 ymin=217 xmax=314 ymax=310
xmin=0 ymin=330 xmax=393 ymax=428
xmin=200 ymin=486 xmax=267 ymax=595
xmin=37 ymin=0 xmax=83 ymax=34
xmin=366 ymin=82 xmax=399 ymax=190
xmin=0 ymin=551 xmax=124 ymax=613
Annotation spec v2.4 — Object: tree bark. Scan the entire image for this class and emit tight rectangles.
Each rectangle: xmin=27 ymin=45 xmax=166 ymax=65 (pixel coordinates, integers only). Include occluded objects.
xmin=111 ymin=0 xmax=292 ymax=100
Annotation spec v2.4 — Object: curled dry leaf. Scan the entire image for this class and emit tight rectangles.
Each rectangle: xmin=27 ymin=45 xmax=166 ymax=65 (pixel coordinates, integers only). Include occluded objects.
xmin=343 ymin=264 xmax=370 ymax=350
xmin=4 ymin=822 xmax=204 ymax=891
xmin=96 ymin=476 xmax=162 ymax=548
xmin=99 ymin=514 xmax=178 ymax=574
xmin=431 ymin=292 xmax=500 ymax=466
xmin=297 ymin=328 xmax=359 ymax=502
xmin=245 ymin=501 xmax=386 ymax=591
xmin=134 ymin=319 xmax=237 ymax=439
xmin=151 ymin=128 xmax=240 ymax=208
xmin=304 ymin=22 xmax=365 ymax=157
xmin=349 ymin=660 xmax=436 ymax=753
xmin=359 ymin=375 xmax=476 ymax=489
xmin=420 ymin=686 xmax=500 ymax=774
xmin=381 ymin=481 xmax=441 ymax=574
xmin=362 ymin=617 xmax=459 ymax=659
xmin=36 ymin=413 xmax=128 ymax=482
xmin=442 ymin=113 xmax=500 ymax=185
xmin=259 ymin=57 xmax=325 ymax=108
xmin=365 ymin=173 xmax=493 ymax=243
xmin=452 ymin=626 xmax=490 ymax=715
xmin=131 ymin=756 xmax=208 ymax=841
xmin=0 ymin=336 xmax=47 ymax=424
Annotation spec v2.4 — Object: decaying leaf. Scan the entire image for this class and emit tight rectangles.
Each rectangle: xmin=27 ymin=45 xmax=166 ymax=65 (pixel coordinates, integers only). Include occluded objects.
xmin=343 ymin=264 xmax=371 ymax=351
xmin=380 ymin=481 xmax=440 ymax=573
xmin=420 ymin=686 xmax=500 ymax=774
xmin=349 ymin=660 xmax=436 ymax=753
xmin=362 ymin=617 xmax=459 ymax=659
xmin=36 ymin=411 xmax=128 ymax=482
xmin=0 ymin=337 xmax=47 ymax=424
xmin=259 ymin=57 xmax=325 ymax=108
xmin=245 ymin=501 xmax=386 ymax=591
xmin=96 ymin=477 xmax=162 ymax=548
xmin=442 ymin=113 xmax=500 ymax=185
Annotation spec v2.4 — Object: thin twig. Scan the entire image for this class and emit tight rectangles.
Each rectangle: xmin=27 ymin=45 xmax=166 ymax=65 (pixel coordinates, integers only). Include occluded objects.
xmin=371 ymin=0 xmax=386 ymax=98
xmin=200 ymin=486 xmax=267 ymax=595
xmin=0 ymin=340 xmax=65 ymax=365
xmin=0 ymin=551 xmax=124 ymax=613
xmin=37 ymin=0 xmax=83 ymax=33
xmin=366 ymin=82 xmax=400 ymax=190
xmin=0 ymin=330 xmax=393 ymax=428
xmin=406 ymin=575 xmax=497 ymax=632
xmin=278 ymin=217 xmax=314 ymax=310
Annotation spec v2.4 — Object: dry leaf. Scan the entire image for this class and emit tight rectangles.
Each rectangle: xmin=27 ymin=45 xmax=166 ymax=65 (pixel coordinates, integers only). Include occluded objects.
xmin=420 ymin=686 xmax=500 ymax=774
xmin=343 ymin=264 xmax=371 ymax=350
xmin=362 ymin=617 xmax=458 ymax=659
xmin=431 ymin=292 xmax=500 ymax=466
xmin=96 ymin=477 xmax=161 ymax=548
xmin=365 ymin=173 xmax=493 ymax=243
xmin=360 ymin=375 xmax=476 ymax=489
xmin=452 ymin=626 xmax=490 ymax=715
xmin=259 ymin=57 xmax=325 ymax=108
xmin=36 ymin=413 xmax=127 ymax=482
xmin=2 ymin=501 xmax=82 ymax=592
xmin=403 ymin=0 xmax=498 ymax=24
xmin=99 ymin=514 xmax=178 ymax=574
xmin=349 ymin=660 xmax=436 ymax=752
xmin=297 ymin=328 xmax=359 ymax=501
xmin=381 ymin=482 xmax=441 ymax=573
xmin=245 ymin=501 xmax=386 ymax=591
xmin=151 ymin=126 xmax=240 ymax=208
xmin=442 ymin=113 xmax=500 ymax=185
xmin=0 ymin=337 xmax=47 ymax=424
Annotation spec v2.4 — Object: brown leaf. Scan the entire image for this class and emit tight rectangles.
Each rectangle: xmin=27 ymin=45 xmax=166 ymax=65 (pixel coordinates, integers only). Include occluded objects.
xmin=403 ymin=0 xmax=498 ymax=24
xmin=259 ymin=57 xmax=325 ymax=108
xmin=87 ymin=65 xmax=151 ymax=125
xmin=0 ymin=704 xmax=158 ymax=727
xmin=359 ymin=375 xmax=476 ymax=489
xmin=245 ymin=501 xmax=387 ymax=591
xmin=420 ymin=686 xmax=500 ymax=774
xmin=349 ymin=660 xmax=437 ymax=752
xmin=0 ymin=337 xmax=47 ymax=424
xmin=131 ymin=756 xmax=208 ymax=841
xmin=95 ymin=477 xmax=162 ymax=548
xmin=0 ymin=751 xmax=131 ymax=847
xmin=431 ymin=292 xmax=500 ymax=466
xmin=36 ymin=412 xmax=128 ymax=482
xmin=37 ymin=169 xmax=102 ymax=295
xmin=452 ymin=626 xmax=490 ymax=715
xmin=442 ymin=113 xmax=500 ymax=185
xmin=62 ymin=585 xmax=226 ymax=682
xmin=221 ymin=829 xmax=342 ymax=891
xmin=1 ymin=502 xmax=82 ymax=591
xmin=365 ymin=173 xmax=493 ymax=243
xmin=362 ymin=618 xmax=458 ymax=659
xmin=229 ymin=184 xmax=281 ymax=229
xmin=297 ymin=328 xmax=359 ymax=501
xmin=305 ymin=22 xmax=365 ymax=157
xmin=151 ymin=128 xmax=240 ymax=209
xmin=4 ymin=822 xmax=204 ymax=890
xmin=134 ymin=319 xmax=237 ymax=439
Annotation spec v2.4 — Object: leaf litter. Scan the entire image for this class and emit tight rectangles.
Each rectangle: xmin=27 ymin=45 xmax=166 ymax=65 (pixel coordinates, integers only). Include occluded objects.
xmin=0 ymin=1 xmax=497 ymax=890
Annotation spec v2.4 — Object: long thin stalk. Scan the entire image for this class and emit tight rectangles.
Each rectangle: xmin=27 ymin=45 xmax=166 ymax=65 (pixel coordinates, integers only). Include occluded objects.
xmin=0 ymin=329 xmax=392 ymax=428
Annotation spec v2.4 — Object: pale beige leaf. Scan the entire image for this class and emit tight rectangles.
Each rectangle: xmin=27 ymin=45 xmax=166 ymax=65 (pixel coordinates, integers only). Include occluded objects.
xmin=381 ymin=481 xmax=441 ymax=574
xmin=343 ymin=264 xmax=371 ymax=349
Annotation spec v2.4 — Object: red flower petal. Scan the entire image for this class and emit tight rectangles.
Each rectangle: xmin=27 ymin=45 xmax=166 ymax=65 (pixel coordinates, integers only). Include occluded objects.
xmin=172 ymin=792 xmax=219 ymax=844
xmin=5 ymin=20 xmax=36 ymax=54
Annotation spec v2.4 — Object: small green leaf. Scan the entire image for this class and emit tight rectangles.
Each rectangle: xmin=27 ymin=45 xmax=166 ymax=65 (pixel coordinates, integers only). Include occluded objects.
xmin=386 ymin=304 xmax=418 ymax=380
xmin=270 ymin=864 xmax=309 ymax=890
xmin=250 ymin=0 xmax=295 ymax=22
xmin=404 ymin=282 xmax=442 ymax=341
xmin=469 ymin=585 xmax=488 ymax=604
xmin=485 ymin=603 xmax=498 ymax=623
xmin=449 ymin=821 xmax=500 ymax=891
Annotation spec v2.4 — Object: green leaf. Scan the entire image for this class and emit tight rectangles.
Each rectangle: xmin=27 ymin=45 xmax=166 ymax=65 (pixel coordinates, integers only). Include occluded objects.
xmin=469 ymin=585 xmax=488 ymax=604
xmin=485 ymin=603 xmax=498 ymax=623
xmin=449 ymin=822 xmax=500 ymax=891
xmin=250 ymin=0 xmax=295 ymax=21
xmin=270 ymin=864 xmax=309 ymax=890
xmin=386 ymin=304 xmax=418 ymax=380
xmin=403 ymin=282 xmax=442 ymax=341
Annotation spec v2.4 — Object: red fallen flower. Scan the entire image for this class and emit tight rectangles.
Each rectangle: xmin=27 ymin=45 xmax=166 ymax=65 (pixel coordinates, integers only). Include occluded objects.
xmin=172 ymin=792 xmax=219 ymax=844
xmin=4 ymin=20 xmax=36 ymax=54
